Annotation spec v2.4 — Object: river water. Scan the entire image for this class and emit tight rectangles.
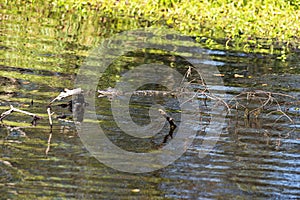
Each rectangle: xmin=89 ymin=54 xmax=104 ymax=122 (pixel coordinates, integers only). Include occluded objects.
xmin=1 ymin=3 xmax=300 ymax=199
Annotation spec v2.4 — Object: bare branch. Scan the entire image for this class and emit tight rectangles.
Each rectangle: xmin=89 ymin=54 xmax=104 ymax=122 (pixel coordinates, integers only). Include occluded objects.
xmin=0 ymin=105 xmax=42 ymax=125
xmin=50 ymin=88 xmax=82 ymax=104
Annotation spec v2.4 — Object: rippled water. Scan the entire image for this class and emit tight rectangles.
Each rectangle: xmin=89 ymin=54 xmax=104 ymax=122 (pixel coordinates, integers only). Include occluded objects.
xmin=1 ymin=2 xmax=300 ymax=199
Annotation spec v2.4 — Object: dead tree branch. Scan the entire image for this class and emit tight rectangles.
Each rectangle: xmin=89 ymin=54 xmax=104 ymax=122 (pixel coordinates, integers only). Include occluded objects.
xmin=50 ymin=88 xmax=82 ymax=104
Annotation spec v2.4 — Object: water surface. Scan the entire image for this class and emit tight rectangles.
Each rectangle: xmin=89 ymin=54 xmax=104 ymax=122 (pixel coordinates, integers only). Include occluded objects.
xmin=1 ymin=3 xmax=300 ymax=199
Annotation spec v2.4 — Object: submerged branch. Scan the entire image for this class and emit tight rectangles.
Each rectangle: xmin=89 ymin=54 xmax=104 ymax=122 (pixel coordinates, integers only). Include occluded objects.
xmin=228 ymin=90 xmax=297 ymax=124
xmin=159 ymin=109 xmax=177 ymax=128
xmin=159 ymin=109 xmax=177 ymax=143
xmin=98 ymin=88 xmax=178 ymax=99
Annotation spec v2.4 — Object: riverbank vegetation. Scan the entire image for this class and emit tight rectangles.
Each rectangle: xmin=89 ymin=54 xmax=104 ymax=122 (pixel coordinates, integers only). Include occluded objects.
xmin=3 ymin=0 xmax=300 ymax=57
xmin=37 ymin=0 xmax=300 ymax=55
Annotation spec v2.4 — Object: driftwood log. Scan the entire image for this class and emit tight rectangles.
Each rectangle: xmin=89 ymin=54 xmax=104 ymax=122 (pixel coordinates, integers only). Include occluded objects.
xmin=98 ymin=87 xmax=181 ymax=99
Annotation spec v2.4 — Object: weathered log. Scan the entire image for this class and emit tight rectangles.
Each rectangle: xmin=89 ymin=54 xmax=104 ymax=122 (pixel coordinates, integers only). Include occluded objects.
xmin=97 ymin=87 xmax=191 ymax=99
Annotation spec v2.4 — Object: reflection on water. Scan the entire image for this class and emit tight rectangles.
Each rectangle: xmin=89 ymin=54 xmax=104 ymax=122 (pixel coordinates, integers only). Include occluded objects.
xmin=1 ymin=2 xmax=300 ymax=199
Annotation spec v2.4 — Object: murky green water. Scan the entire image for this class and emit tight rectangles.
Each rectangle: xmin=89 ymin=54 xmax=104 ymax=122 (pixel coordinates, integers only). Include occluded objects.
xmin=1 ymin=2 xmax=300 ymax=199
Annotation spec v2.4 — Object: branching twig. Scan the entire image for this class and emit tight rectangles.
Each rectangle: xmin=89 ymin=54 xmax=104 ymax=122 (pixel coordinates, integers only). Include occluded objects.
xmin=204 ymin=92 xmax=231 ymax=114
xmin=0 ymin=105 xmax=42 ymax=125
xmin=267 ymin=109 xmax=294 ymax=124
xmin=45 ymin=88 xmax=84 ymax=155
xmin=229 ymin=90 xmax=297 ymax=126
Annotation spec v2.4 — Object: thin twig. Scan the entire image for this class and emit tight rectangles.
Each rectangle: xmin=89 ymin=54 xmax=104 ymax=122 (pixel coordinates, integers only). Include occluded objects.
xmin=45 ymin=106 xmax=54 ymax=156
xmin=47 ymin=106 xmax=53 ymax=128
xmin=205 ymin=93 xmax=231 ymax=114
xmin=249 ymin=91 xmax=273 ymax=115
xmin=179 ymin=91 xmax=199 ymax=107
xmin=45 ymin=131 xmax=52 ymax=156
xmin=267 ymin=109 xmax=294 ymax=124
